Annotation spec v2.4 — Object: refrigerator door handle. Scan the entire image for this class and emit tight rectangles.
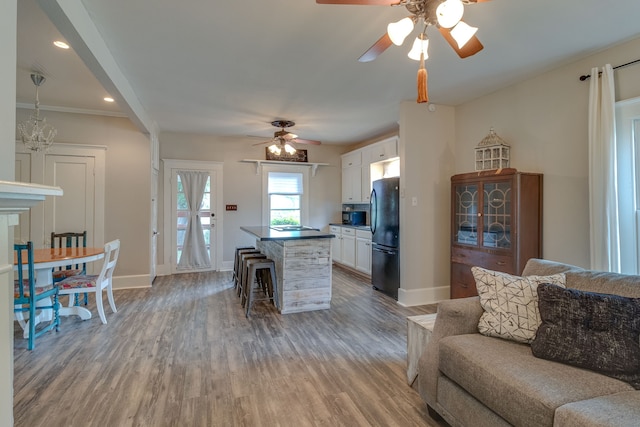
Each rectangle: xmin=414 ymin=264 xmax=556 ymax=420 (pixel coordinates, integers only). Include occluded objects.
xmin=370 ymin=188 xmax=377 ymax=235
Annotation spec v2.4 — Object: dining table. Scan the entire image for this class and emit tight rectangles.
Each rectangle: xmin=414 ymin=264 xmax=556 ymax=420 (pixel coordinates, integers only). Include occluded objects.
xmin=14 ymin=246 xmax=105 ymax=336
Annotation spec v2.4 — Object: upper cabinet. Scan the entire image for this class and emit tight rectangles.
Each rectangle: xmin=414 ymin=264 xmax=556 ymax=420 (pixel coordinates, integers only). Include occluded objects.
xmin=363 ymin=137 xmax=398 ymax=164
xmin=341 ymin=136 xmax=398 ymax=204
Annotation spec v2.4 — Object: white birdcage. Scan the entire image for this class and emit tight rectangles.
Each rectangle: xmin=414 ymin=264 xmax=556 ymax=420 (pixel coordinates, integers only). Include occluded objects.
xmin=475 ymin=127 xmax=510 ymax=171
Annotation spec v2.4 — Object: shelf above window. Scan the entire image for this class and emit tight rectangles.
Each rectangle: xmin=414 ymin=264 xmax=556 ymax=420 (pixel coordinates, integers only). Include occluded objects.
xmin=240 ymin=159 xmax=330 ymax=177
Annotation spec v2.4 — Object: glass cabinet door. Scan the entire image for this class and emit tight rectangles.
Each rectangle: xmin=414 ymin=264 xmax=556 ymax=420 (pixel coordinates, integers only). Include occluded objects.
xmin=482 ymin=181 xmax=511 ymax=249
xmin=454 ymin=184 xmax=479 ymax=246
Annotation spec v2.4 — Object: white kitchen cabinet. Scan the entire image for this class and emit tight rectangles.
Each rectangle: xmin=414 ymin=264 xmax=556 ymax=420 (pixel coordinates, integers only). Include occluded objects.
xmin=341 ymin=151 xmax=362 ymax=168
xmin=330 ymin=225 xmax=342 ymax=263
xmin=355 ymin=229 xmax=372 ymax=275
xmin=342 ymin=165 xmax=363 ymax=203
xmin=341 ymin=227 xmax=356 ymax=268
xmin=363 ymin=136 xmax=398 ymax=164
xmin=361 ymin=166 xmax=371 ymax=203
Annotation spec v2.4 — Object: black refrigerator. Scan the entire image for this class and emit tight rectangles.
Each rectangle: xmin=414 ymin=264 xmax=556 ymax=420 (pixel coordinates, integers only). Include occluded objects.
xmin=370 ymin=177 xmax=400 ymax=300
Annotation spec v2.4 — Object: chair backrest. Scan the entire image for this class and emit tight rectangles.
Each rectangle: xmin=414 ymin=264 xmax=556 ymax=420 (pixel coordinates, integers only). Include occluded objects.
xmin=14 ymin=242 xmax=35 ymax=302
xmin=97 ymin=239 xmax=121 ymax=285
xmin=51 ymin=231 xmax=87 ymax=272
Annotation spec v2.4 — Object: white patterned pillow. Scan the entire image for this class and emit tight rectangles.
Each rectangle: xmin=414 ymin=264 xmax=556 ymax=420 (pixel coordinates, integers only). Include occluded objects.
xmin=472 ymin=266 xmax=566 ymax=344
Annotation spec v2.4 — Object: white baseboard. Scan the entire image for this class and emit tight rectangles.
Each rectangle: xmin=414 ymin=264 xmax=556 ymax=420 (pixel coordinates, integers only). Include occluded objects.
xmin=397 ymin=285 xmax=450 ymax=307
xmin=220 ymin=260 xmax=233 ymax=272
xmin=155 ymin=262 xmax=233 ymax=276
xmin=112 ymin=274 xmax=151 ymax=290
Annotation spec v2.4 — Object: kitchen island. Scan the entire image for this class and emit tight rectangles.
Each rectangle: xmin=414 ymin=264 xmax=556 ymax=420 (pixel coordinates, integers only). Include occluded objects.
xmin=240 ymin=226 xmax=335 ymax=314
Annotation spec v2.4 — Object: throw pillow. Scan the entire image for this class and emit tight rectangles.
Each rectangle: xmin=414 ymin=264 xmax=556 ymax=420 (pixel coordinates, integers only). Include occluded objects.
xmin=472 ymin=266 xmax=566 ymax=344
xmin=531 ymin=283 xmax=640 ymax=389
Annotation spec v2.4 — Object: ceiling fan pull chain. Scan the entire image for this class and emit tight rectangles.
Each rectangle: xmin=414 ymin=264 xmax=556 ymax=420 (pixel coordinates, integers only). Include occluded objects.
xmin=417 ymin=50 xmax=428 ymax=103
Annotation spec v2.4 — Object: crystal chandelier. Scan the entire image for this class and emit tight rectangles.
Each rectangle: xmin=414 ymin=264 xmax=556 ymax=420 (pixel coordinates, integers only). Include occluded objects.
xmin=18 ymin=73 xmax=57 ymax=152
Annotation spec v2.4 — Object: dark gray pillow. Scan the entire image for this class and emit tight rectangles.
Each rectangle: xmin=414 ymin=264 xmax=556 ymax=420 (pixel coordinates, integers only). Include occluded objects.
xmin=531 ymin=283 xmax=640 ymax=389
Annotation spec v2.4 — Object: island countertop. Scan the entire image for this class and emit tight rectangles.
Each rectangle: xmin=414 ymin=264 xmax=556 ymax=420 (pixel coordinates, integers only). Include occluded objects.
xmin=240 ymin=226 xmax=335 ymax=241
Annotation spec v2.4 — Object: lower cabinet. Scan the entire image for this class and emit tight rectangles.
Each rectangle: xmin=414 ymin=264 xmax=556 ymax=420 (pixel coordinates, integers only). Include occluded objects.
xmin=355 ymin=229 xmax=372 ymax=275
xmin=341 ymin=227 xmax=356 ymax=268
xmin=331 ymin=225 xmax=372 ymax=276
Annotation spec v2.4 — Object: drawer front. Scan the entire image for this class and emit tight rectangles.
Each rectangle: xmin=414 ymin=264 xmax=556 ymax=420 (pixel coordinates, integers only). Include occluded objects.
xmin=341 ymin=151 xmax=362 ymax=168
xmin=450 ymin=262 xmax=478 ymax=298
xmin=330 ymin=225 xmax=342 ymax=234
xmin=451 ymin=247 xmax=514 ymax=273
xmin=355 ymin=229 xmax=372 ymax=239
xmin=341 ymin=227 xmax=355 ymax=236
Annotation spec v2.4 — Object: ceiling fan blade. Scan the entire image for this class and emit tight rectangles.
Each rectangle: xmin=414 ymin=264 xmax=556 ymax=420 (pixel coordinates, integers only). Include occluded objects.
xmin=358 ymin=33 xmax=393 ymax=63
xmin=463 ymin=0 xmax=491 ymax=3
xmin=438 ymin=27 xmax=484 ymax=59
xmin=316 ymin=0 xmax=400 ymax=5
xmin=292 ymin=138 xmax=322 ymax=145
xmin=252 ymin=140 xmax=274 ymax=146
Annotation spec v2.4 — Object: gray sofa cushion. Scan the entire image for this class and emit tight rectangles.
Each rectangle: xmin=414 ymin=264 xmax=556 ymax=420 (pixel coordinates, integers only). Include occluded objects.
xmin=554 ymin=391 xmax=640 ymax=427
xmin=532 ymin=284 xmax=640 ymax=389
xmin=439 ymin=334 xmax=634 ymax=427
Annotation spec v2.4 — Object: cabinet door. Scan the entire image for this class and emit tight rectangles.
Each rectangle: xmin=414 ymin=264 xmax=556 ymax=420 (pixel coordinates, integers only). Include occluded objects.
xmin=330 ymin=226 xmax=342 ymax=262
xmin=453 ymin=183 xmax=479 ymax=247
xmin=361 ymin=165 xmax=371 ymax=202
xmin=342 ymin=166 xmax=362 ymax=203
xmin=482 ymin=180 xmax=512 ymax=249
xmin=355 ymin=237 xmax=371 ymax=275
xmin=341 ymin=228 xmax=356 ymax=267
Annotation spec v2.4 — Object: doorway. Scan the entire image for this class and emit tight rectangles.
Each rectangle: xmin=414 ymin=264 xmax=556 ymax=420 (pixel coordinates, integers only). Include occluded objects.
xmin=162 ymin=159 xmax=223 ymax=274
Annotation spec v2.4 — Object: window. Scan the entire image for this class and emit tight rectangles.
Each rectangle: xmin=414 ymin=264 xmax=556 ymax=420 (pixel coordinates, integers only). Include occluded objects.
xmin=615 ymin=97 xmax=640 ymax=273
xmin=268 ymin=172 xmax=302 ymax=225
xmin=262 ymin=165 xmax=309 ymax=226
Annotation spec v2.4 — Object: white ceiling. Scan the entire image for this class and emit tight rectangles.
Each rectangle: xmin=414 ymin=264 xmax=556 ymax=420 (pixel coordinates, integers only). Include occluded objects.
xmin=15 ymin=0 xmax=640 ymax=144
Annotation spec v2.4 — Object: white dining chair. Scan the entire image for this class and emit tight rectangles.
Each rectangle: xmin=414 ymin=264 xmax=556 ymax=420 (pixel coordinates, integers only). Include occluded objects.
xmin=57 ymin=239 xmax=120 ymax=324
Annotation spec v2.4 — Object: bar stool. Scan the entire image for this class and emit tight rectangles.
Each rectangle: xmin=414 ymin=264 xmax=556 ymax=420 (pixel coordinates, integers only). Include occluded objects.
xmin=244 ymin=258 xmax=278 ymax=318
xmin=238 ymin=252 xmax=266 ymax=299
xmin=233 ymin=246 xmax=256 ymax=286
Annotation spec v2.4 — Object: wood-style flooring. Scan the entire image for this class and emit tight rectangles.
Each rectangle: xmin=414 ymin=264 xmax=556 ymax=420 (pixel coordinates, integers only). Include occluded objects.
xmin=14 ymin=265 xmax=440 ymax=426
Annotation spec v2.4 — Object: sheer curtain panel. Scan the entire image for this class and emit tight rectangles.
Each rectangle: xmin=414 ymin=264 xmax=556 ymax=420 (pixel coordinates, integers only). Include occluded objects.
xmin=177 ymin=171 xmax=211 ymax=270
xmin=588 ymin=64 xmax=621 ymax=272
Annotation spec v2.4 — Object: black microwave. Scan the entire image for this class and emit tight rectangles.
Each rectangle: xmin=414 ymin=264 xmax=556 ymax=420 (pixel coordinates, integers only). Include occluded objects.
xmin=342 ymin=211 xmax=366 ymax=226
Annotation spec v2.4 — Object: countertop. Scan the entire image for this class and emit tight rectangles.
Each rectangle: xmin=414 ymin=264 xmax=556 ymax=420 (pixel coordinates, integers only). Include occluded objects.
xmin=241 ymin=226 xmax=335 ymax=241
xmin=329 ymin=223 xmax=371 ymax=231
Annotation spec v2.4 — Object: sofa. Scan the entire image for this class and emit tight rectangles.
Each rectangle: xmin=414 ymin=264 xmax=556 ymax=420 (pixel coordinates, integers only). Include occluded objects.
xmin=418 ymin=258 xmax=640 ymax=427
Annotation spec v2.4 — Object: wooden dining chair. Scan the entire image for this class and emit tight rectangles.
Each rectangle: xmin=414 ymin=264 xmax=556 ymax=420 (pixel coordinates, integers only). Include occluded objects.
xmin=51 ymin=231 xmax=88 ymax=305
xmin=57 ymin=239 xmax=120 ymax=324
xmin=14 ymin=242 xmax=60 ymax=350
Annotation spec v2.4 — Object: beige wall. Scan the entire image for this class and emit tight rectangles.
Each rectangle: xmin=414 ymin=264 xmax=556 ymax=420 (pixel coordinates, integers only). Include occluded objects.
xmin=399 ymin=102 xmax=455 ymax=306
xmin=14 ymin=109 xmax=151 ymax=279
xmin=454 ymin=36 xmax=640 ymax=268
xmin=159 ymin=133 xmax=344 ymax=266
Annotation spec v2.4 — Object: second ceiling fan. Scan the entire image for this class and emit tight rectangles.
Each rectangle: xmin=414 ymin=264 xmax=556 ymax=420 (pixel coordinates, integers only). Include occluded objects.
xmin=316 ymin=0 xmax=490 ymax=102
xmin=253 ymin=120 xmax=321 ymax=155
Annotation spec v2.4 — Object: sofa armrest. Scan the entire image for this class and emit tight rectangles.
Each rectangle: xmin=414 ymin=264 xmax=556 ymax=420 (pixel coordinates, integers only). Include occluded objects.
xmin=418 ymin=296 xmax=483 ymax=405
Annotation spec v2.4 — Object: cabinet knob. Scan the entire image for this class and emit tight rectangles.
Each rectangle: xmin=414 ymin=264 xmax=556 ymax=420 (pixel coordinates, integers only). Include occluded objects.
xmin=477 ymin=213 xmax=482 ymax=217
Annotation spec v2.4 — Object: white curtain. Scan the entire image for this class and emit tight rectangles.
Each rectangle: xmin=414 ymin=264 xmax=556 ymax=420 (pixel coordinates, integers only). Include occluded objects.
xmin=177 ymin=171 xmax=211 ymax=270
xmin=588 ymin=64 xmax=620 ymax=272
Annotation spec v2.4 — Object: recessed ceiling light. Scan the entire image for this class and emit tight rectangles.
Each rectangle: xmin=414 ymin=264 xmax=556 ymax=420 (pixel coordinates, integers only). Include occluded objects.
xmin=103 ymin=97 xmax=114 ymax=103
xmin=53 ymin=40 xmax=69 ymax=49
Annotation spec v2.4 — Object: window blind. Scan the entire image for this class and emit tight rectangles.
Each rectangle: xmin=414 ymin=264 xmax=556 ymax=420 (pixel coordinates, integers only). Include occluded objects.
xmin=268 ymin=172 xmax=303 ymax=194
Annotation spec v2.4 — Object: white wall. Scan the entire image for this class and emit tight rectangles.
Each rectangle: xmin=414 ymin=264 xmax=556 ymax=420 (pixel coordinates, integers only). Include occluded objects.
xmin=14 ymin=109 xmax=151 ymax=281
xmin=455 ymin=36 xmax=640 ymax=268
xmin=159 ymin=133 xmax=344 ymax=267
xmin=399 ymin=102 xmax=455 ymax=306
xmin=1 ymin=1 xmax=17 ymax=424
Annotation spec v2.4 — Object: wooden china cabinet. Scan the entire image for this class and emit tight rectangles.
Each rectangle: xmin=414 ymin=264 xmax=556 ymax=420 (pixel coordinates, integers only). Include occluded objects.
xmin=450 ymin=168 xmax=543 ymax=299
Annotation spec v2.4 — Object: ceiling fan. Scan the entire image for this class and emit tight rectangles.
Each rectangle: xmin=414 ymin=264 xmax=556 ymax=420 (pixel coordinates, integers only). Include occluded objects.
xmin=316 ymin=0 xmax=490 ymax=102
xmin=253 ymin=120 xmax=321 ymax=155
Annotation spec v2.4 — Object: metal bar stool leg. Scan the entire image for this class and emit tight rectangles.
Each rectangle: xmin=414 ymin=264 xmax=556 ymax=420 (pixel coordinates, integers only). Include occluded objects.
xmin=240 ymin=253 xmax=266 ymax=304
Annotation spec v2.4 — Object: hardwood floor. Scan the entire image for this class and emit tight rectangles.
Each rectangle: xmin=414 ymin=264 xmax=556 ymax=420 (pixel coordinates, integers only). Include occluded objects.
xmin=14 ymin=265 xmax=440 ymax=426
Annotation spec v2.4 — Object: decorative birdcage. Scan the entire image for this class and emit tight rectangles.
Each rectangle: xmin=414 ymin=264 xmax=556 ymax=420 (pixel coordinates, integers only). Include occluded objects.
xmin=475 ymin=127 xmax=510 ymax=171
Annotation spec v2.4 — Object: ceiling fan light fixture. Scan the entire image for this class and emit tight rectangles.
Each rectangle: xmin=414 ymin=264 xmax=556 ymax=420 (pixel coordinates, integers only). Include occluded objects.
xmin=268 ymin=144 xmax=281 ymax=155
xmin=436 ymin=0 xmax=464 ymax=29
xmin=408 ymin=37 xmax=429 ymax=61
xmin=387 ymin=17 xmax=414 ymax=46
xmin=450 ymin=21 xmax=478 ymax=48
xmin=284 ymin=144 xmax=297 ymax=155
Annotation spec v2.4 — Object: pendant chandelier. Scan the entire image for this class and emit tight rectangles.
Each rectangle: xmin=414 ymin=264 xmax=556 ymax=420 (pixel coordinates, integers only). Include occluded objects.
xmin=18 ymin=73 xmax=57 ymax=152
